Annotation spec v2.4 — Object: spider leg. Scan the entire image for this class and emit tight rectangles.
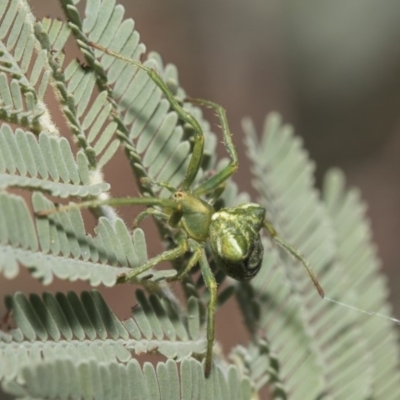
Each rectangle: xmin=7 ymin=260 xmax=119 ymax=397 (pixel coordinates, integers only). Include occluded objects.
xmin=133 ymin=208 xmax=169 ymax=228
xmin=164 ymin=243 xmax=215 ymax=377
xmin=140 ymin=177 xmax=176 ymax=193
xmin=87 ymin=42 xmax=205 ymax=191
xmin=166 ymin=245 xmax=217 ymax=377
xmin=36 ymin=197 xmax=177 ymax=216
xmin=205 ymin=181 xmax=226 ymax=205
xmin=263 ymin=220 xmax=325 ymax=298
xmin=198 ymin=249 xmax=218 ymax=377
xmin=117 ymin=235 xmax=189 ymax=283
xmin=167 ymin=240 xmax=202 ymax=281
xmin=186 ymin=98 xmax=238 ymax=197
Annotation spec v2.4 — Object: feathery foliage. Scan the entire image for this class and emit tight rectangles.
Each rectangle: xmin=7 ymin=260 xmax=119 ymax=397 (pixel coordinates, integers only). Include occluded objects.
xmin=0 ymin=0 xmax=399 ymax=398
xmin=243 ymin=115 xmax=400 ymax=399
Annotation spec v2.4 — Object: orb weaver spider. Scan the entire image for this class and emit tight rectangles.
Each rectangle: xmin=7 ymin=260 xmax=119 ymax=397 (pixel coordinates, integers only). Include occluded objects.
xmin=39 ymin=41 xmax=324 ymax=377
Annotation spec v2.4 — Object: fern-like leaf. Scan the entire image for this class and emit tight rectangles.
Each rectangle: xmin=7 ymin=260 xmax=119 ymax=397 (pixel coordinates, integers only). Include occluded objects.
xmin=0 ymin=290 xmax=206 ymax=386
xmin=1 ymin=0 xmax=399 ymax=397
xmin=2 ymin=357 xmax=253 ymax=400
xmin=0 ymin=0 xmax=56 ymax=134
xmin=323 ymin=168 xmax=400 ymax=399
xmin=60 ymin=0 xmax=223 ymax=196
xmin=0 ymin=124 xmax=110 ymax=197
xmin=0 ymin=191 xmax=179 ymax=284
xmin=1 ymin=290 xmax=244 ymax=399
xmin=232 ymin=337 xmax=288 ymax=398
xmin=244 ymin=113 xmax=400 ymax=399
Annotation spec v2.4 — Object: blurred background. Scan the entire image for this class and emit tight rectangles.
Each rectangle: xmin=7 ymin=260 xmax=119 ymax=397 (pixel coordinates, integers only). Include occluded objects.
xmin=2 ymin=0 xmax=400 ymax=389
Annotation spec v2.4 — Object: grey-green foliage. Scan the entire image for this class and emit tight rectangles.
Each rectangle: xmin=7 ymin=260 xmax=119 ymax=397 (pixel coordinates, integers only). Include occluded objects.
xmin=1 ymin=290 xmax=248 ymax=399
xmin=0 ymin=190 xmax=174 ymax=285
xmin=3 ymin=358 xmax=253 ymax=400
xmin=0 ymin=0 xmax=399 ymax=398
xmin=0 ymin=124 xmax=110 ymax=196
xmin=243 ymin=114 xmax=400 ymax=399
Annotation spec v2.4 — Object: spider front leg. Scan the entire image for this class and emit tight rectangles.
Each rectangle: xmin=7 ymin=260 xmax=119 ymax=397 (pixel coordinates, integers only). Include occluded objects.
xmin=187 ymin=98 xmax=239 ymax=197
xmin=87 ymin=41 xmax=206 ymax=191
xmin=88 ymin=42 xmax=240 ymax=197
xmin=140 ymin=177 xmax=176 ymax=193
xmin=36 ymin=196 xmax=177 ymax=216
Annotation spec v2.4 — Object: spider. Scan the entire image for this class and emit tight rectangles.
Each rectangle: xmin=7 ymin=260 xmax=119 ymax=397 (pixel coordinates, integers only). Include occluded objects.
xmin=39 ymin=42 xmax=324 ymax=377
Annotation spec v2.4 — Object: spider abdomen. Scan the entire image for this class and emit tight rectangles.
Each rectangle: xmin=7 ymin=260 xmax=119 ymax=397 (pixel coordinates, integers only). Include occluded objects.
xmin=209 ymin=204 xmax=266 ymax=281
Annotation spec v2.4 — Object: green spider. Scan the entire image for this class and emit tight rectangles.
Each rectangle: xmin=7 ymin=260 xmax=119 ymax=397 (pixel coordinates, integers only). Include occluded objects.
xmin=40 ymin=42 xmax=324 ymax=377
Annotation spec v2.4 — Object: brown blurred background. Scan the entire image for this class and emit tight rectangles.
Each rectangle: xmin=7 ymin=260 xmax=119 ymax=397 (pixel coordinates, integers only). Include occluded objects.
xmin=2 ymin=0 xmax=400 ymax=391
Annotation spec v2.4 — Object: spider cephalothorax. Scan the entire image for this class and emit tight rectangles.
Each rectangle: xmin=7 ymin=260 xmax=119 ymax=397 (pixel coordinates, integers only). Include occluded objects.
xmin=169 ymin=190 xmax=214 ymax=241
xmin=41 ymin=41 xmax=324 ymax=378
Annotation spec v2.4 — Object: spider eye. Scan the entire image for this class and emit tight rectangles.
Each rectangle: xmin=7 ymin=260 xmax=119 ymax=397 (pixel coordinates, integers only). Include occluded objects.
xmin=174 ymin=191 xmax=184 ymax=199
